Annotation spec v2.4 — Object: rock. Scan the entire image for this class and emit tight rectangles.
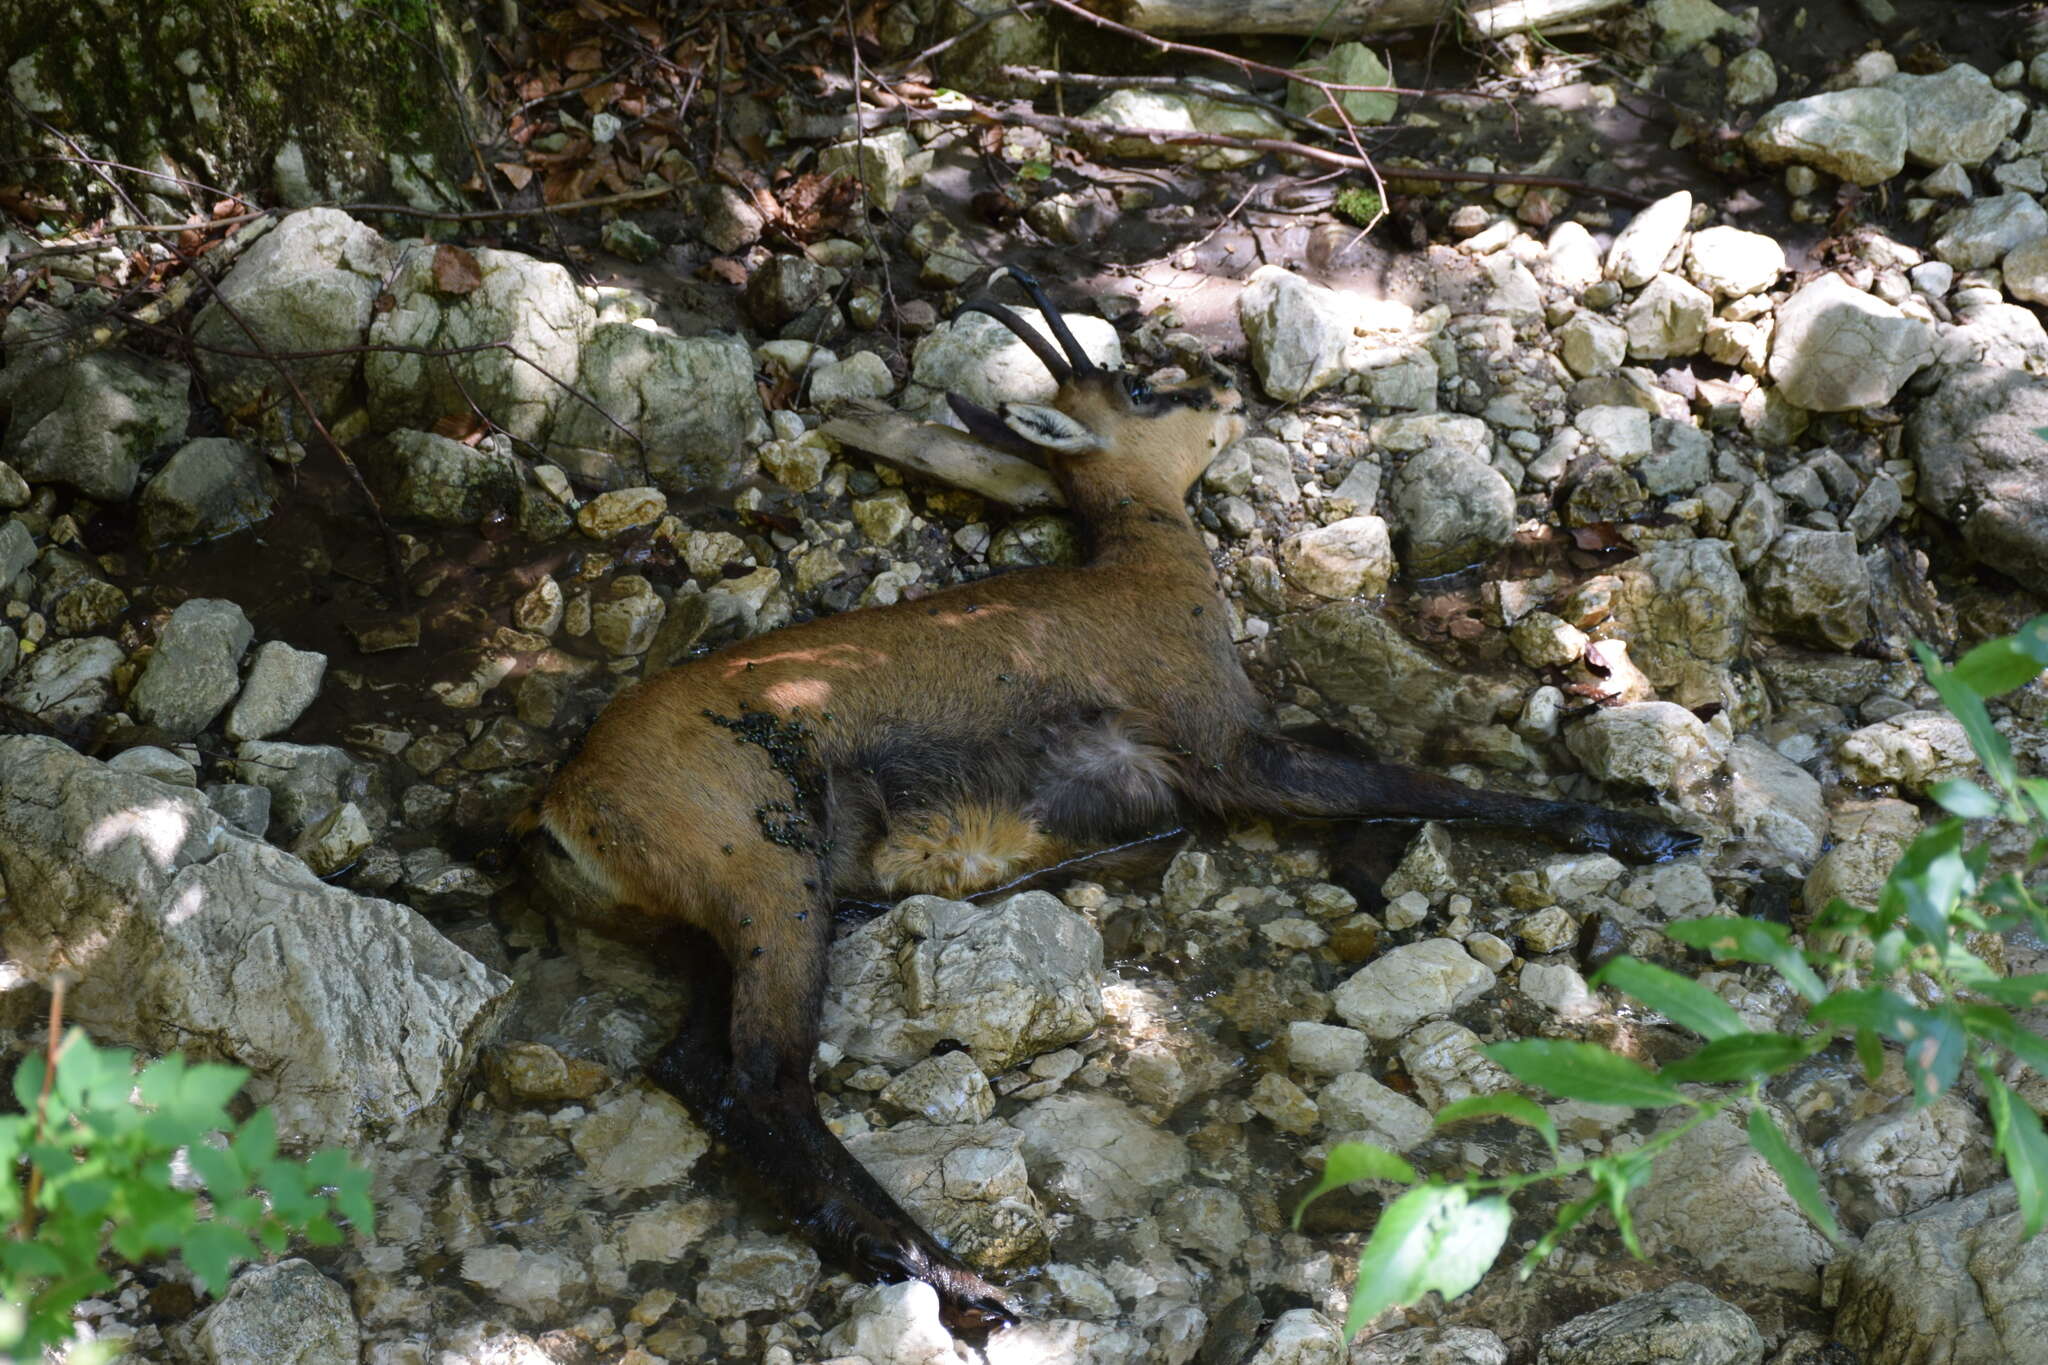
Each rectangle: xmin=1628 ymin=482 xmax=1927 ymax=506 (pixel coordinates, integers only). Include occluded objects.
xmin=1243 ymin=1308 xmax=1345 ymax=1365
xmin=0 ymin=516 xmax=33 ymax=586
xmin=1829 ymin=1183 xmax=2048 ymax=1365
xmin=1558 ymin=312 xmax=1627 ymax=377
xmin=1389 ymin=447 xmax=1516 ymax=577
xmin=1 ymin=349 xmax=188 ymax=500
xmin=1251 ymin=1072 xmax=1319 ymax=1134
xmin=1279 ymin=602 xmax=1520 ymax=760
xmin=1536 ymin=1281 xmax=1763 ymax=1365
xmin=192 ymin=209 xmax=397 ymax=431
xmin=1622 ymin=272 xmax=1713 ymax=360
xmin=809 ymin=350 xmax=895 ymax=403
xmin=576 ymin=487 xmax=666 ymax=539
xmin=224 ymin=641 xmax=327 ymax=742
xmin=1318 ymin=1071 xmax=1432 ymax=1151
xmin=818 ymin=138 xmax=907 ymax=211
xmin=1399 ymin=1020 xmax=1511 ymax=1111
xmin=1724 ymin=737 xmax=1826 ymax=869
xmin=1281 ymin=516 xmax=1394 ymax=598
xmin=1522 ymin=961 xmax=1594 ymax=1015
xmin=1848 ymin=473 xmax=1904 ymax=542
xmin=1238 ymin=265 xmax=1356 ymax=402
xmin=694 ymin=1234 xmax=819 ymax=1317
xmin=1331 ymin=938 xmax=1495 ymax=1040
xmin=553 ymin=325 xmax=765 ymax=492
xmin=1633 ymin=1104 xmax=1836 ymax=1293
xmin=1753 ymin=528 xmax=1871 ymax=651
xmin=1078 ymin=88 xmax=1287 ymax=170
xmin=366 ymin=245 xmax=592 ymax=447
xmin=1931 ymin=193 xmax=2048 ymax=269
xmin=457 ymin=1244 xmax=580 ymax=1318
xmin=1160 ymin=1185 xmax=1250 ymax=1265
xmin=1354 ymin=1327 xmax=1509 ymax=1365
xmin=1824 ymin=1093 xmax=1992 ymax=1231
xmin=1945 ymin=300 xmax=2048 ymax=372
xmin=1745 ymin=87 xmax=1909 ymax=185
xmin=376 ymin=429 xmax=522 ymax=525
xmin=292 ymin=801 xmax=371 ymax=876
xmin=0 ymin=737 xmax=508 ymax=1146
xmin=1014 ymin=1091 xmax=1190 ymax=1216
xmin=1288 ymin=44 xmax=1396 ymax=126
xmin=988 ymin=514 xmax=1082 ymax=568
xmin=131 ymin=598 xmax=255 ymax=739
xmin=197 ymin=1259 xmax=360 ymax=1365
xmin=1883 ymin=64 xmax=2027 ymax=168
xmin=139 ymin=438 xmax=277 ymax=547
xmin=913 ymin=308 xmax=1121 ymax=411
xmin=599 ymin=216 xmax=659 ymax=262
xmin=745 ymin=254 xmax=829 ymax=328
xmin=1286 ymin=1021 xmax=1369 ymax=1076
xmin=696 ymin=183 xmax=766 ymax=254
xmin=590 ymin=575 xmax=665 ymax=656
xmin=1566 ymin=701 xmax=1723 ymax=795
xmin=1767 ymin=274 xmax=1933 ymax=411
xmin=1162 ymin=849 xmax=1223 ymax=910
xmin=821 ymin=1281 xmax=959 ymax=1365
xmin=1805 ymin=798 xmax=1921 ymax=913
xmin=1725 ymin=48 xmax=1779 ymax=106
xmin=2 ymin=637 xmax=123 ymax=730
xmin=2002 ymin=235 xmax=2048 ymax=304
xmin=846 ymin=1120 xmax=1050 ymax=1268
xmin=570 ymin=1086 xmax=709 ymax=1194
xmin=1684 ymin=226 xmax=1787 ymax=299
xmin=485 ymin=1041 xmax=610 ymax=1105
xmin=878 ymin=1049 xmax=996 ymax=1125
xmin=822 ymin=892 xmax=1102 ymax=1070
xmin=108 ymin=746 xmax=197 ymax=787
xmin=1837 ymin=711 xmax=1977 ymax=793
xmin=1611 ymin=539 xmax=1747 ymax=708
xmin=1905 ymin=365 xmax=2048 ymax=586
xmin=235 ymin=741 xmax=376 ymax=842
xmin=1605 ymin=191 xmax=1692 ymax=289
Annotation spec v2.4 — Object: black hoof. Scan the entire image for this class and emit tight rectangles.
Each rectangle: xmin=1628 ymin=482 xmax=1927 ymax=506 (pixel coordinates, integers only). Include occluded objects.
xmin=1577 ymin=813 xmax=1703 ymax=864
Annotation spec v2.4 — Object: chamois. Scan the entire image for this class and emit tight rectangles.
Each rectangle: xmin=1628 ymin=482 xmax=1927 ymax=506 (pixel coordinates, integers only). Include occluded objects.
xmin=521 ymin=268 xmax=1700 ymax=1325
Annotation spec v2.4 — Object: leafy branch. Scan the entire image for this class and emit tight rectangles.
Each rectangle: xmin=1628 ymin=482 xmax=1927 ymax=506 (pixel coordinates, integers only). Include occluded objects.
xmin=1300 ymin=614 xmax=2048 ymax=1337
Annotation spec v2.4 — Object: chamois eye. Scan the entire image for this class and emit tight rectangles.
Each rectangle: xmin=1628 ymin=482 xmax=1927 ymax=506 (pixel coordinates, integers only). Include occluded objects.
xmin=1121 ymin=374 xmax=1152 ymax=405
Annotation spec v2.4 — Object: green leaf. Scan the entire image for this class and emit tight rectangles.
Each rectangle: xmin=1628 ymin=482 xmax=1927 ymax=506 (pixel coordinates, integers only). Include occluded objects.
xmin=1959 ymin=1004 xmax=2048 ymax=1077
xmin=1879 ymin=820 xmax=1973 ymax=948
xmin=1293 ymin=1142 xmax=1418 ymax=1229
xmin=1931 ymin=778 xmax=2003 ymax=819
xmin=13 ymin=1055 xmax=46 ymax=1113
xmin=185 ymin=1144 xmax=246 ymax=1200
xmin=1900 ymin=1006 xmax=1968 ymax=1105
xmin=1344 ymin=1185 xmax=1512 ymax=1335
xmin=1590 ymin=957 xmax=1745 ymax=1041
xmin=1479 ymin=1040 xmax=1681 ymax=1108
xmin=1983 ymin=1068 xmax=2048 ymax=1238
xmin=1432 ymin=1094 xmax=1559 ymax=1156
xmin=1665 ymin=917 xmax=1826 ymax=1003
xmin=1968 ymin=974 xmax=2048 ymax=1010
xmin=1854 ymin=1027 xmax=1885 ymax=1083
xmin=180 ymin=1222 xmax=256 ymax=1296
xmin=1917 ymin=643 xmax=2016 ymax=791
xmin=232 ymin=1108 xmax=277 ymax=1169
xmin=1746 ymin=1107 xmax=1841 ymax=1244
xmin=1661 ymin=1032 xmax=1817 ymax=1084
xmin=1951 ymin=631 xmax=2048 ymax=697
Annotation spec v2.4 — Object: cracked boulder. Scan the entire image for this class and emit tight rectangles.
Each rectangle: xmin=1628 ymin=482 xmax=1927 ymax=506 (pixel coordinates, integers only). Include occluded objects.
xmin=0 ymin=736 xmax=509 ymax=1147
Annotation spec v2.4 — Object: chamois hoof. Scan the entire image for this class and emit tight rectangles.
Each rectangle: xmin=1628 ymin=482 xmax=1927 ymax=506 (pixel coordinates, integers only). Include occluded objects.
xmin=853 ymin=1232 xmax=1019 ymax=1330
xmin=1576 ymin=812 xmax=1703 ymax=864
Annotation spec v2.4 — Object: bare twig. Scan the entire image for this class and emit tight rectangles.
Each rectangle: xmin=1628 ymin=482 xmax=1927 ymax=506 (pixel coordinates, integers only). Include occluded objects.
xmin=19 ymin=975 xmax=70 ymax=1240
xmin=886 ymin=1 xmax=1049 ymax=72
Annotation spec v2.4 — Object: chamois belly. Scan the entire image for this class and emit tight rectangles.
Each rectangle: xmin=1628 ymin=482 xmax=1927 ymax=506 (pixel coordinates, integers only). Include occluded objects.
xmin=841 ymin=710 xmax=1186 ymax=900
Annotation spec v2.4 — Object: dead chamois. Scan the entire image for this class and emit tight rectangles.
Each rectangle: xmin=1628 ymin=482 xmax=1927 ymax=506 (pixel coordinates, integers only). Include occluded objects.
xmin=520 ymin=268 xmax=1700 ymax=1326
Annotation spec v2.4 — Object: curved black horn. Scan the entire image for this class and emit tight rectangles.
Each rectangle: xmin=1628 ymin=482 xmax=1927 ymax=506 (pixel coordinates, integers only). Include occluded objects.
xmin=951 ymin=298 xmax=1073 ymax=385
xmin=989 ymin=266 xmax=1099 ymax=377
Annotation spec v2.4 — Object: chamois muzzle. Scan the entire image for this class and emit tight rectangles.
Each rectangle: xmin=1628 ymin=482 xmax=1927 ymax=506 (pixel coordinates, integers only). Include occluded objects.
xmin=950 ymin=266 xmax=1102 ymax=384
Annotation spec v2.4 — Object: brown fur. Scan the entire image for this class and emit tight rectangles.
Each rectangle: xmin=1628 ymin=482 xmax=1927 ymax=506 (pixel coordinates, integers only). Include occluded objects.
xmin=524 ymin=279 xmax=1698 ymax=1326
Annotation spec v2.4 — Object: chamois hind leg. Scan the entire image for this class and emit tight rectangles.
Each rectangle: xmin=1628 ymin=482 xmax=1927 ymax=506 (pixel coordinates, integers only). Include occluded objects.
xmin=646 ymin=881 xmax=1016 ymax=1328
xmin=1223 ymin=734 xmax=1701 ymax=863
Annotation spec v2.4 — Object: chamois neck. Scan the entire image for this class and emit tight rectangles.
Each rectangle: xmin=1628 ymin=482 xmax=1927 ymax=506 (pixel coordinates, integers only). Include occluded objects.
xmin=1068 ymin=481 xmax=1210 ymax=571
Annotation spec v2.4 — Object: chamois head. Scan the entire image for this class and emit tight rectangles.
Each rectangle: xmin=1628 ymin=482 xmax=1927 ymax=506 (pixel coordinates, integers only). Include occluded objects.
xmin=947 ymin=268 xmax=1244 ymax=508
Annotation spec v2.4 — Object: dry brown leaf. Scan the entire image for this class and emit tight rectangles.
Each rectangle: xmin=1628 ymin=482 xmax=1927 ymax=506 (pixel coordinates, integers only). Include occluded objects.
xmin=431 ymin=244 xmax=484 ymax=295
xmin=496 ymin=161 xmax=534 ymax=190
xmin=705 ymin=257 xmax=748 ymax=287
xmin=565 ymin=44 xmax=603 ymax=71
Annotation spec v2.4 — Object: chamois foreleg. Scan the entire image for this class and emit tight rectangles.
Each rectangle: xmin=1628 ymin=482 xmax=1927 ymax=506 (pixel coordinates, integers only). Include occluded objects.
xmin=646 ymin=892 xmax=1016 ymax=1328
xmin=1222 ymin=734 xmax=1700 ymax=863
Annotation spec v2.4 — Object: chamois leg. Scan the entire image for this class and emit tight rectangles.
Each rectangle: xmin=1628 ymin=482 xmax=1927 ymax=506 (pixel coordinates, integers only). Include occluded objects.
xmin=646 ymin=894 xmax=1016 ymax=1328
xmin=1225 ymin=734 xmax=1701 ymax=862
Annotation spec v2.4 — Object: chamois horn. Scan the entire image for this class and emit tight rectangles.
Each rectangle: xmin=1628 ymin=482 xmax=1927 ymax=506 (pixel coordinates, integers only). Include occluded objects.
xmin=950 ymin=266 xmax=1101 ymax=385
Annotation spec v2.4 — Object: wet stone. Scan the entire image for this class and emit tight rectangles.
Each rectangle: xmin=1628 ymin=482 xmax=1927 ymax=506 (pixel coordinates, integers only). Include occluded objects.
xmin=1318 ymin=1071 xmax=1431 ymax=1151
xmin=1332 ymin=938 xmax=1496 ymax=1040
xmin=1013 ymin=1091 xmax=1191 ymax=1216
xmin=138 ymin=438 xmax=277 ymax=548
xmin=576 ymin=486 xmax=666 ymax=539
xmin=131 ymin=598 xmax=254 ymax=739
xmin=197 ymin=1258 xmax=359 ymax=1365
xmin=569 ymin=1087 xmax=709 ymax=1195
xmin=1538 ymin=1281 xmax=1764 ymax=1365
xmin=591 ymin=575 xmax=666 ymax=656
xmin=1159 ymin=1186 xmax=1250 ymax=1266
xmin=1249 ymin=1072 xmax=1319 ymax=1135
xmin=224 ymin=640 xmax=327 ymax=742
xmin=877 ymin=1049 xmax=996 ymax=1124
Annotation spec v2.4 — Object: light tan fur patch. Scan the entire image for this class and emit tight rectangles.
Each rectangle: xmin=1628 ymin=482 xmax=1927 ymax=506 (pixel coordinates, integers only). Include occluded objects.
xmin=871 ymin=804 xmax=1056 ymax=898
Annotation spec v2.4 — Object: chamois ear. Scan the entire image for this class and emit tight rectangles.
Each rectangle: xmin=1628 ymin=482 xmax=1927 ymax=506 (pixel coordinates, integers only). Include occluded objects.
xmin=946 ymin=393 xmax=1104 ymax=463
xmin=997 ymin=402 xmax=1105 ymax=455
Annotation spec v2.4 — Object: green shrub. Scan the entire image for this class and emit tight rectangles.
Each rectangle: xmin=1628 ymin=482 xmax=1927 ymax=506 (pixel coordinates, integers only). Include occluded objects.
xmin=1300 ymin=614 xmax=2048 ymax=1337
xmin=1333 ymin=186 xmax=1383 ymax=228
xmin=0 ymin=1027 xmax=375 ymax=1359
